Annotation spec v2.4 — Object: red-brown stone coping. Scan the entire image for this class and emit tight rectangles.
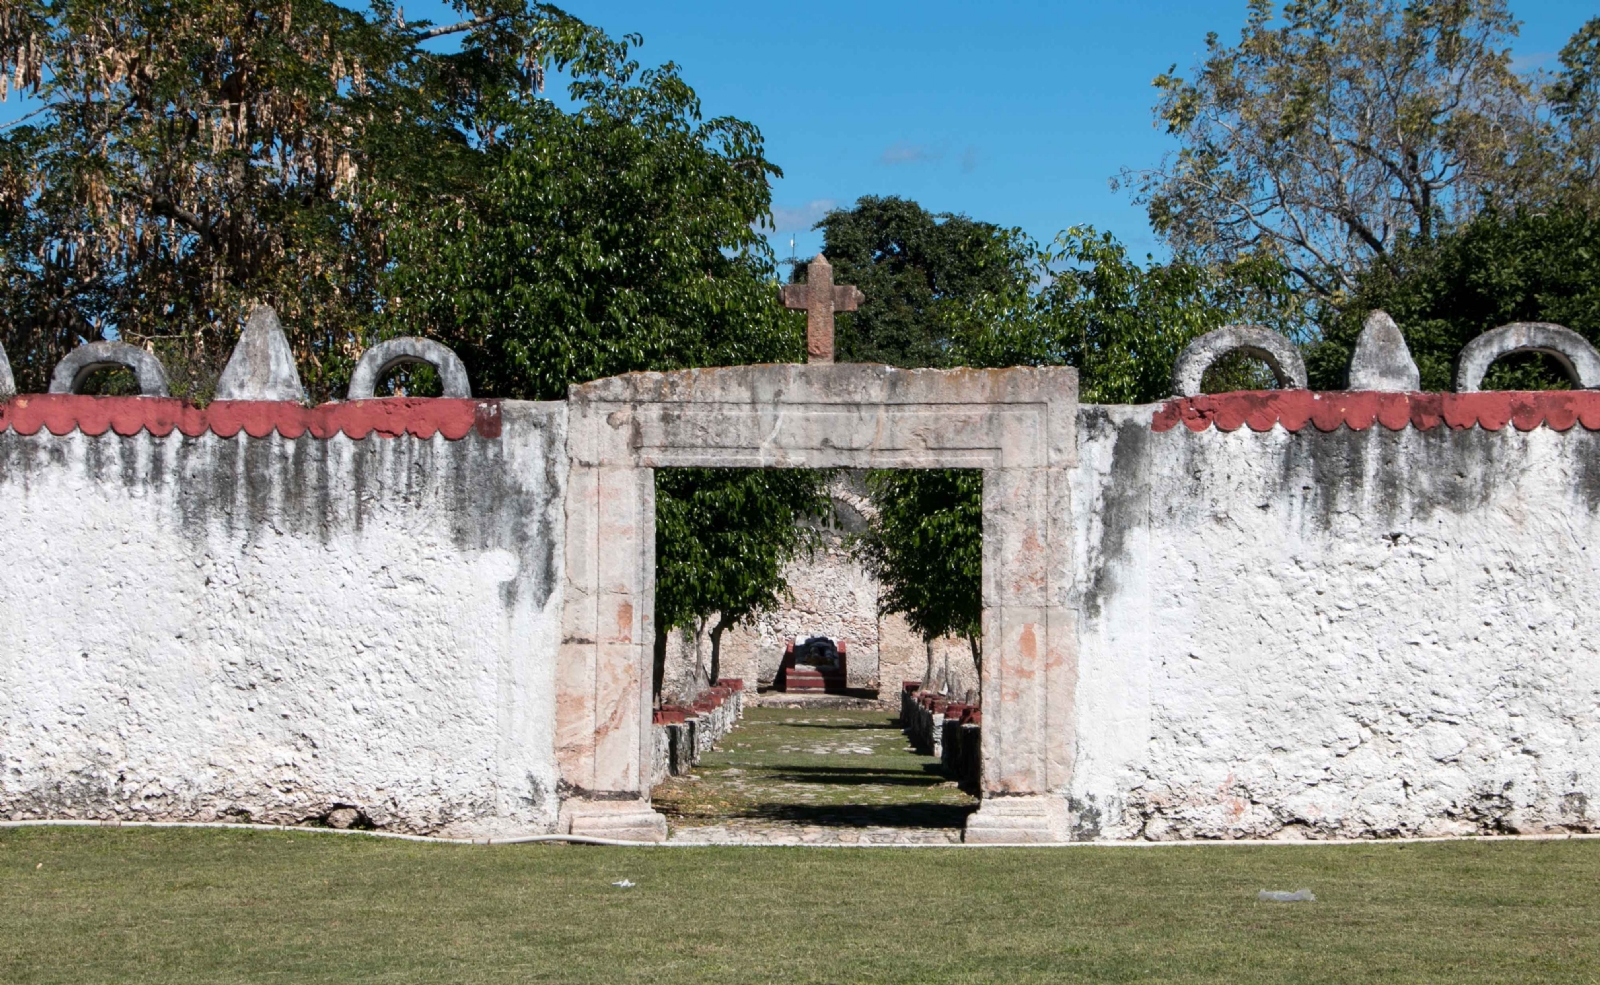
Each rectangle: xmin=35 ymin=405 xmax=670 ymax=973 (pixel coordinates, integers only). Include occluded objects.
xmin=1151 ymin=391 xmax=1600 ymax=434
xmin=0 ymin=394 xmax=502 ymax=440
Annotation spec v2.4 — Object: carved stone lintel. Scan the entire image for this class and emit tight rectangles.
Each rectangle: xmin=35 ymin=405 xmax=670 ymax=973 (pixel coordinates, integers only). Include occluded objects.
xmin=963 ymin=794 xmax=1071 ymax=844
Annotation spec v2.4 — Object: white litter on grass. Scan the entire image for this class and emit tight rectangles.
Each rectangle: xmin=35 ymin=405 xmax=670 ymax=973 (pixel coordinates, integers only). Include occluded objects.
xmin=1258 ymin=889 xmax=1315 ymax=902
xmin=612 ymin=879 xmax=635 ymax=888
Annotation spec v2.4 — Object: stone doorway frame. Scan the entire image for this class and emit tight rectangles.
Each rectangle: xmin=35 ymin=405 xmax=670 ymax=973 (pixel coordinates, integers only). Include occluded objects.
xmin=556 ymin=363 xmax=1079 ymax=842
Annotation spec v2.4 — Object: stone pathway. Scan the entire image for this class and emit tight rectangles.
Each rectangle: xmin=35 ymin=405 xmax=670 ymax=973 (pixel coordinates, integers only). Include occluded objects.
xmin=652 ymin=705 xmax=977 ymax=846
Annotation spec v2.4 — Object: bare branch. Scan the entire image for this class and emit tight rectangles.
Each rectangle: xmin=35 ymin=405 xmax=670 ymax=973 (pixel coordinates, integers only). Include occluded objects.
xmin=150 ymin=196 xmax=216 ymax=248
xmin=414 ymin=15 xmax=501 ymax=41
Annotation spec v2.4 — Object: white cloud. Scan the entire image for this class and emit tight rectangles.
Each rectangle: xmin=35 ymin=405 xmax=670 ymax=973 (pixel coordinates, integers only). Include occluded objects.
xmin=879 ymin=142 xmax=943 ymax=166
xmin=768 ymin=198 xmax=838 ymax=231
xmin=1510 ymin=51 xmax=1554 ymax=73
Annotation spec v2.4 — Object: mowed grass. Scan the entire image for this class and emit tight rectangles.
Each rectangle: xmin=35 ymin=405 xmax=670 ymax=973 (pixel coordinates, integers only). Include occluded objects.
xmin=652 ymin=706 xmax=976 ymax=828
xmin=3 ymin=828 xmax=1599 ymax=984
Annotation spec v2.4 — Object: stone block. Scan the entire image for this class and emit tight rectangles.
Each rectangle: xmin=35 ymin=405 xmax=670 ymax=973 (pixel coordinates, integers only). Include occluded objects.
xmin=1347 ymin=310 xmax=1420 ymax=392
xmin=214 ymin=306 xmax=308 ymax=402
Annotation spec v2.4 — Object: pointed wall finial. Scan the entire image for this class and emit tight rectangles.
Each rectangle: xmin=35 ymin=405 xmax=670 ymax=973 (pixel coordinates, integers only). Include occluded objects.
xmin=0 ymin=339 xmax=14 ymax=398
xmin=1347 ymin=310 xmax=1421 ymax=391
xmin=215 ymin=306 xmax=307 ymax=402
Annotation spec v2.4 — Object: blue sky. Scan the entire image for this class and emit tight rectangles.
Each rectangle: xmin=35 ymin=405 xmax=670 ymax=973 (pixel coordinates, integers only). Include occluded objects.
xmin=6 ymin=1 xmax=1592 ymax=263
xmin=465 ymin=0 xmax=1597 ymax=261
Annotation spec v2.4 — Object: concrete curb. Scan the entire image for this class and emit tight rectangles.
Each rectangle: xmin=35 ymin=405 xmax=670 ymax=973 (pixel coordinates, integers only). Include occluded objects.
xmin=4 ymin=819 xmax=1598 ymax=849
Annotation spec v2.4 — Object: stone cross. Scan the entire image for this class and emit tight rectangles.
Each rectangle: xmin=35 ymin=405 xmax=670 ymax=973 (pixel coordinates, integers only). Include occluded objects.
xmin=780 ymin=254 xmax=864 ymax=364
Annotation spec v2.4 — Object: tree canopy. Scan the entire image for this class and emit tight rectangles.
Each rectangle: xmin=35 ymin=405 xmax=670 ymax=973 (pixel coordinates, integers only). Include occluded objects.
xmin=654 ymin=468 xmax=831 ymax=693
xmin=1122 ymin=0 xmax=1560 ymax=301
xmin=0 ymin=0 xmax=619 ymax=397
xmin=940 ymin=226 xmax=1305 ymax=402
xmin=855 ymin=467 xmax=985 ymax=671
xmin=0 ymin=0 xmax=802 ymax=399
xmin=384 ymin=46 xmax=798 ymax=398
xmin=1308 ymin=203 xmax=1600 ymax=391
xmin=798 ymin=196 xmax=1028 ymax=367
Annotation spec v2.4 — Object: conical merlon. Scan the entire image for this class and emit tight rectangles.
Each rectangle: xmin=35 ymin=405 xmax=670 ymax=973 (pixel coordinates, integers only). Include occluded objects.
xmin=1348 ymin=310 xmax=1421 ymax=392
xmin=215 ymin=306 xmax=307 ymax=402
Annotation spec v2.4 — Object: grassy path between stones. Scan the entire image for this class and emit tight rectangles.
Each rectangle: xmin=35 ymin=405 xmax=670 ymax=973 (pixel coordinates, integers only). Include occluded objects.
xmin=651 ymin=705 xmax=976 ymax=841
xmin=4 ymin=828 xmax=1599 ymax=983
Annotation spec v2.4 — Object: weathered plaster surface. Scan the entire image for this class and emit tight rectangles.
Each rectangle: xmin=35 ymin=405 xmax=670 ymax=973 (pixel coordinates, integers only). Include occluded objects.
xmin=0 ymin=401 xmax=566 ymax=837
xmin=1070 ymin=404 xmax=1600 ymax=840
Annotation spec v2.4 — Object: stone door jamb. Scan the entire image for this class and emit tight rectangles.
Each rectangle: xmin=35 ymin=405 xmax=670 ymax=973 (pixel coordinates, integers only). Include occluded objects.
xmin=556 ymin=363 xmax=1079 ymax=842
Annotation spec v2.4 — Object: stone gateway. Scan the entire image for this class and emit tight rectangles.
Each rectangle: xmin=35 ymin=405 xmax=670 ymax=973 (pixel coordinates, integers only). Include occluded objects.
xmin=1 ymin=314 xmax=1597 ymax=841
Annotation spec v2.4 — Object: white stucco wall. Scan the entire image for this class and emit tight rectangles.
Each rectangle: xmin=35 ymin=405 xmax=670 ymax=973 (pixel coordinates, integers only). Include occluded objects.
xmin=0 ymin=401 xmax=566 ymax=837
xmin=1069 ymin=405 xmax=1600 ymax=840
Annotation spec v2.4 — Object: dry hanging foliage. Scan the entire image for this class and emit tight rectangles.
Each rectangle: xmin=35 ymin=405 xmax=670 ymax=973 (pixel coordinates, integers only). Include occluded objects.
xmin=0 ymin=0 xmax=602 ymax=399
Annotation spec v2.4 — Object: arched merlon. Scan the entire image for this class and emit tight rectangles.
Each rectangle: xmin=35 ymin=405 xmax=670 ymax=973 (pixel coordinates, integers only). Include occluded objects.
xmin=48 ymin=341 xmax=171 ymax=397
xmin=1455 ymin=322 xmax=1600 ymax=392
xmin=1152 ymin=390 xmax=1600 ymax=433
xmin=0 ymin=340 xmax=14 ymax=398
xmin=347 ymin=338 xmax=472 ymax=400
xmin=1170 ymin=326 xmax=1308 ymax=397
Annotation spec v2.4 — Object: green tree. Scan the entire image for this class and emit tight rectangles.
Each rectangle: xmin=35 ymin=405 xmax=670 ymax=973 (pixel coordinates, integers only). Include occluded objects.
xmin=857 ymin=224 xmax=1302 ymax=671
xmin=1307 ymin=203 xmax=1600 ymax=391
xmin=0 ymin=0 xmax=614 ymax=397
xmin=943 ymin=226 xmax=1306 ymax=401
xmin=797 ymin=196 xmax=1029 ymax=367
xmin=1540 ymin=17 xmax=1600 ymax=211
xmin=1121 ymin=0 xmax=1544 ymax=302
xmin=383 ymin=51 xmax=797 ymax=398
xmin=654 ymin=468 xmax=831 ymax=695
xmin=855 ymin=468 xmax=985 ymax=674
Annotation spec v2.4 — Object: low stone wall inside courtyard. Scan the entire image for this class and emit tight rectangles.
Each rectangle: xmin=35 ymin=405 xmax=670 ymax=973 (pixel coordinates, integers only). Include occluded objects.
xmin=900 ymin=682 xmax=982 ymax=794
xmin=650 ymin=680 xmax=744 ymax=785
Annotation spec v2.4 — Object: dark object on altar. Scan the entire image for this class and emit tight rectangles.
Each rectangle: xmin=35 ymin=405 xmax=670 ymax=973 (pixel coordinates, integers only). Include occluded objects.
xmin=774 ymin=636 xmax=849 ymax=693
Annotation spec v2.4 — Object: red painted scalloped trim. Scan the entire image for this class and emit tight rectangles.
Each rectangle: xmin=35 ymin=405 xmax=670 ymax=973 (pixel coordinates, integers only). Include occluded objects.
xmin=1151 ymin=391 xmax=1600 ymax=433
xmin=0 ymin=395 xmax=503 ymax=440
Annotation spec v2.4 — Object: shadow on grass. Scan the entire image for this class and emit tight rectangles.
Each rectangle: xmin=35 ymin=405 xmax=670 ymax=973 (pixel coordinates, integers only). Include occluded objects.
xmin=737 ymin=802 xmax=977 ymax=828
xmin=768 ymin=721 xmax=903 ymax=731
xmin=757 ymin=764 xmax=954 ymax=787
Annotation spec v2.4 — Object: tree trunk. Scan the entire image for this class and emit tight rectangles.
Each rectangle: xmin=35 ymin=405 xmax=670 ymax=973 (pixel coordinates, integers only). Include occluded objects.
xmin=651 ymin=623 xmax=669 ymax=706
xmin=708 ymin=613 xmax=735 ymax=688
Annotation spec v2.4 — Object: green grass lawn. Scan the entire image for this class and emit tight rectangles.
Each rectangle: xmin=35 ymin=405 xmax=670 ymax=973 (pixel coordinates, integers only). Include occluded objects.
xmin=652 ymin=706 xmax=976 ymax=829
xmin=4 ymin=828 xmax=1598 ymax=984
